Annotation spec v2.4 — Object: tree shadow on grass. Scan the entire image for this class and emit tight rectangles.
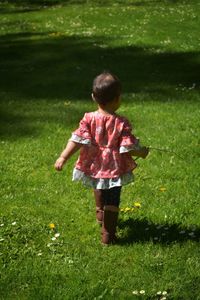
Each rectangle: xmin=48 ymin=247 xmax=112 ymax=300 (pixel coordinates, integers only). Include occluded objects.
xmin=0 ymin=0 xmax=192 ymax=7
xmin=0 ymin=98 xmax=87 ymax=140
xmin=118 ymin=218 xmax=200 ymax=245
xmin=0 ymin=108 xmax=38 ymax=139
xmin=0 ymin=7 xmax=42 ymax=14
xmin=0 ymin=0 xmax=195 ymax=15
xmin=0 ymin=31 xmax=199 ymax=139
xmin=0 ymin=31 xmax=199 ymax=101
xmin=0 ymin=0 xmax=63 ymax=7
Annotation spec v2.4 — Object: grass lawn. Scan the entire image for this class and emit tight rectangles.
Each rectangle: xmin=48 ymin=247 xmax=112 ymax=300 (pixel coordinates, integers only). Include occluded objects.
xmin=0 ymin=0 xmax=200 ymax=299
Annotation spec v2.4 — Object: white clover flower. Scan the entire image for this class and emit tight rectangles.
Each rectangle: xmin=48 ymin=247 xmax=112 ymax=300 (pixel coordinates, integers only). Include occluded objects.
xmin=0 ymin=238 xmax=4 ymax=242
xmin=132 ymin=290 xmax=139 ymax=295
xmin=157 ymin=291 xmax=162 ymax=295
xmin=11 ymin=221 xmax=17 ymax=226
xmin=179 ymin=230 xmax=185 ymax=234
xmin=0 ymin=224 xmax=4 ymax=227
xmin=55 ymin=233 xmax=60 ymax=238
xmin=68 ymin=259 xmax=73 ymax=264
xmin=51 ymin=237 xmax=56 ymax=241
xmin=37 ymin=252 xmax=42 ymax=256
xmin=188 ymin=232 xmax=195 ymax=237
xmin=139 ymin=290 xmax=145 ymax=295
xmin=162 ymin=291 xmax=168 ymax=295
xmin=156 ymin=225 xmax=162 ymax=229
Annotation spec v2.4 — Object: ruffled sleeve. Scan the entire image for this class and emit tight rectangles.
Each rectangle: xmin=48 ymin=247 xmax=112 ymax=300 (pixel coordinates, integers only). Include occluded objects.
xmin=119 ymin=119 xmax=141 ymax=153
xmin=69 ymin=113 xmax=91 ymax=145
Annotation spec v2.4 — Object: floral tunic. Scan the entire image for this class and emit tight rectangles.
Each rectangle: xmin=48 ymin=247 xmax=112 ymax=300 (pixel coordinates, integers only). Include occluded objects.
xmin=70 ymin=111 xmax=141 ymax=189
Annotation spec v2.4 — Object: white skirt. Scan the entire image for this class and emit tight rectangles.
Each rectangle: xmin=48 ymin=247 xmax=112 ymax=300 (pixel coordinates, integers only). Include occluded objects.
xmin=72 ymin=168 xmax=134 ymax=190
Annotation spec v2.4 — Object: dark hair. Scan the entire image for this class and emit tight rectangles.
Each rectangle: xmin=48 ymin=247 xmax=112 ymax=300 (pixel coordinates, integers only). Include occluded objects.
xmin=92 ymin=71 xmax=121 ymax=105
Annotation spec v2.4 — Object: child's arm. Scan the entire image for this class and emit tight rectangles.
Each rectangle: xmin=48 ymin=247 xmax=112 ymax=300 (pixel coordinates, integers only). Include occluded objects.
xmin=54 ymin=141 xmax=82 ymax=171
xmin=130 ymin=146 xmax=149 ymax=159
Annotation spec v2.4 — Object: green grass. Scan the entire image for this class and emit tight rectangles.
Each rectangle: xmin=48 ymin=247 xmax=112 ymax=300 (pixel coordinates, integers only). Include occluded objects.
xmin=0 ymin=0 xmax=200 ymax=299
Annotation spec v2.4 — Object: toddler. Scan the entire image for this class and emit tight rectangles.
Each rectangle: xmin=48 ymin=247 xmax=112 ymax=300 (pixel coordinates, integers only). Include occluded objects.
xmin=55 ymin=72 xmax=149 ymax=245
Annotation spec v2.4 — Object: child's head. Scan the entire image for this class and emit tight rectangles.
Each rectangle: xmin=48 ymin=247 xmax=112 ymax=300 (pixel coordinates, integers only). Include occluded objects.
xmin=92 ymin=71 xmax=121 ymax=106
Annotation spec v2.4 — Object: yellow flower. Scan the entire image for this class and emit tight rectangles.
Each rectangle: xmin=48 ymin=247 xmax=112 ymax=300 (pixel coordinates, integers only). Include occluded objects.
xmin=134 ymin=202 xmax=141 ymax=208
xmin=125 ymin=207 xmax=131 ymax=212
xmin=49 ymin=223 xmax=55 ymax=229
xmin=160 ymin=187 xmax=167 ymax=192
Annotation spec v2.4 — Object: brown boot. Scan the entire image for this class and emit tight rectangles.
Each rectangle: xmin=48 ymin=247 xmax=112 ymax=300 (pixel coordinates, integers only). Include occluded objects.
xmin=101 ymin=205 xmax=119 ymax=245
xmin=93 ymin=189 xmax=104 ymax=225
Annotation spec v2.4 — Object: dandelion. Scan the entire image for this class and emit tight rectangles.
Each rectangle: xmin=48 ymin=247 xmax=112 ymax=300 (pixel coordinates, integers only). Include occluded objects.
xmin=160 ymin=187 xmax=166 ymax=192
xmin=121 ymin=202 xmax=141 ymax=213
xmin=125 ymin=207 xmax=131 ymax=212
xmin=49 ymin=223 xmax=55 ymax=229
xmin=49 ymin=32 xmax=63 ymax=37
xmin=134 ymin=202 xmax=141 ymax=208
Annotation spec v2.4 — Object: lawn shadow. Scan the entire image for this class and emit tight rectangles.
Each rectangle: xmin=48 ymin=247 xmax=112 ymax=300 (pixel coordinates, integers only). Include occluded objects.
xmin=0 ymin=107 xmax=39 ymax=139
xmin=118 ymin=217 xmax=200 ymax=245
xmin=0 ymin=0 xmax=63 ymax=7
xmin=0 ymin=0 xmax=191 ymax=7
xmin=0 ymin=31 xmax=199 ymax=139
xmin=0 ymin=98 xmax=87 ymax=140
xmin=0 ymin=31 xmax=199 ymax=101
xmin=0 ymin=0 xmax=195 ymax=15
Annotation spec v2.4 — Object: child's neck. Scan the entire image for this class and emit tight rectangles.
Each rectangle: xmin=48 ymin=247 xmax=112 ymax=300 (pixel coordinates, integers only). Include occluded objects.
xmin=98 ymin=106 xmax=116 ymax=116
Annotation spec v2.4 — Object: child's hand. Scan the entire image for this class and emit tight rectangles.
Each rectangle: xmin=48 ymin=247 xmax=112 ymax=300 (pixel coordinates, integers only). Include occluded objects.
xmin=54 ymin=157 xmax=66 ymax=171
xmin=140 ymin=146 xmax=149 ymax=159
